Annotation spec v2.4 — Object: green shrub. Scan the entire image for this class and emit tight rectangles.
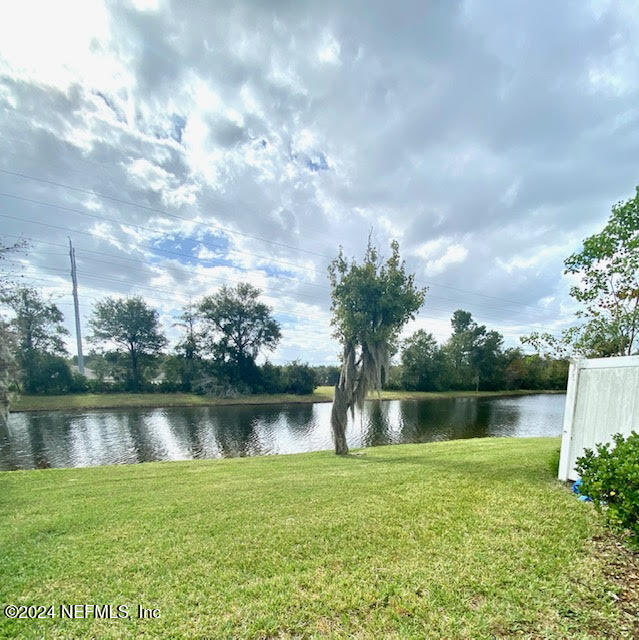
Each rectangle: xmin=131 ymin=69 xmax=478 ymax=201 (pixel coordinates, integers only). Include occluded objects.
xmin=283 ymin=361 xmax=316 ymax=395
xmin=260 ymin=361 xmax=285 ymax=394
xmin=258 ymin=361 xmax=317 ymax=395
xmin=25 ymin=354 xmax=74 ymax=394
xmin=575 ymin=431 xmax=639 ymax=540
xmin=70 ymin=373 xmax=89 ymax=393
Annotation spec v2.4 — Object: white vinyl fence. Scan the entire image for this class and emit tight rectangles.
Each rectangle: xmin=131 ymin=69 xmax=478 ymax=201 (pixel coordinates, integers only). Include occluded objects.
xmin=558 ymin=355 xmax=639 ymax=481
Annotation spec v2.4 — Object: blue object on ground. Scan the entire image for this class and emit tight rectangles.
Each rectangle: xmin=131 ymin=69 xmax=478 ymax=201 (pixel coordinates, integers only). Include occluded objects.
xmin=572 ymin=478 xmax=592 ymax=502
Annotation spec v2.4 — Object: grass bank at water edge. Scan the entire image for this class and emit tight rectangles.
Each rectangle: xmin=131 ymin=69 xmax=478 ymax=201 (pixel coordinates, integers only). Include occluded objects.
xmin=11 ymin=387 xmax=564 ymax=412
xmin=0 ymin=437 xmax=633 ymax=639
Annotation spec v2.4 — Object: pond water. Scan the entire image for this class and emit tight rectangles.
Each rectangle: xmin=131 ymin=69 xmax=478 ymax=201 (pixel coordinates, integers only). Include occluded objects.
xmin=0 ymin=394 xmax=566 ymax=471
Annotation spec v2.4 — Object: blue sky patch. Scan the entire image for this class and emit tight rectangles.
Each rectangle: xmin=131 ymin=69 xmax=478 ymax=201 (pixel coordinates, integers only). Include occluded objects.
xmin=171 ymin=114 xmax=187 ymax=144
xmin=275 ymin=312 xmax=299 ymax=325
xmin=306 ymin=151 xmax=329 ymax=172
xmin=149 ymin=231 xmax=232 ymax=267
xmin=260 ymin=264 xmax=296 ymax=280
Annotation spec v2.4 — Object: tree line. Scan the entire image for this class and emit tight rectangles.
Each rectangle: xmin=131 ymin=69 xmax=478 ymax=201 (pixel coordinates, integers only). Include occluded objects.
xmin=0 ymin=281 xmax=568 ymax=398
xmin=390 ymin=312 xmax=568 ymax=392
xmin=0 ymin=282 xmax=318 ymax=396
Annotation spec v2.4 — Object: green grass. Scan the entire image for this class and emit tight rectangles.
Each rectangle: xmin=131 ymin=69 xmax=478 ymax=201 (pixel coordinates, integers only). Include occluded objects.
xmin=361 ymin=388 xmax=565 ymax=401
xmin=11 ymin=387 xmax=563 ymax=412
xmin=10 ymin=389 xmax=334 ymax=412
xmin=0 ymin=438 xmax=627 ymax=639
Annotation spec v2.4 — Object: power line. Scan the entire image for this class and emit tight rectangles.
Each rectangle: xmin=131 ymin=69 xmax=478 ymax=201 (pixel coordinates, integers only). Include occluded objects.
xmin=0 ymin=167 xmax=330 ymax=258
xmin=0 ymin=167 xmax=562 ymax=313
xmin=4 ymin=245 xmax=568 ymax=337
xmin=9 ymin=242 xmax=562 ymax=319
xmin=10 ymin=277 xmax=340 ymax=339
xmin=13 ymin=270 xmax=558 ymax=354
xmin=2 ymin=219 xmax=564 ymax=324
xmin=21 ymin=266 xmax=566 ymax=338
xmin=4 ymin=236 xmax=568 ymax=335
xmin=0 ymin=230 xmax=330 ymax=291
xmin=0 ymin=190 xmax=568 ymax=332
xmin=0 ymin=196 xmax=327 ymax=274
xmin=35 ymin=264 xmax=329 ymax=305
xmin=13 ymin=245 xmax=566 ymax=335
xmin=25 ymin=247 xmax=567 ymax=326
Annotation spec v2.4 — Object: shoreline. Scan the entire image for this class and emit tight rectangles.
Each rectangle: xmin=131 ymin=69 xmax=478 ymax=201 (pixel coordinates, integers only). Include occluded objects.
xmin=10 ymin=388 xmax=565 ymax=413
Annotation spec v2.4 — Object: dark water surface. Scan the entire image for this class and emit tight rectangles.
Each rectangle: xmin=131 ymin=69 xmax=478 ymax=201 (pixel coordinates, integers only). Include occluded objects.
xmin=0 ymin=394 xmax=565 ymax=470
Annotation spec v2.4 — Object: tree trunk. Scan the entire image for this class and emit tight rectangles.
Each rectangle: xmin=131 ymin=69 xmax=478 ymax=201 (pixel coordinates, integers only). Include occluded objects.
xmin=24 ymin=350 xmax=36 ymax=394
xmin=130 ymin=349 xmax=139 ymax=392
xmin=331 ymin=384 xmax=349 ymax=455
xmin=0 ymin=402 xmax=8 ymax=431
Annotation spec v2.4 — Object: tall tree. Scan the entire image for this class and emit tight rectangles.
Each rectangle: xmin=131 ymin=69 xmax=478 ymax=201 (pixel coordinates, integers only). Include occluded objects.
xmin=328 ymin=239 xmax=426 ymax=455
xmin=174 ymin=303 xmax=201 ymax=361
xmin=470 ymin=328 xmax=504 ymax=391
xmin=1 ymin=287 xmax=69 ymax=393
xmin=445 ymin=310 xmax=504 ymax=391
xmin=198 ymin=283 xmax=281 ymax=385
xmin=565 ymin=186 xmax=639 ymax=355
xmin=523 ymin=185 xmax=639 ymax=357
xmin=400 ymin=330 xmax=444 ymax=391
xmin=88 ymin=297 xmax=167 ymax=391
xmin=445 ymin=310 xmax=480 ymax=389
xmin=171 ymin=303 xmax=203 ymax=390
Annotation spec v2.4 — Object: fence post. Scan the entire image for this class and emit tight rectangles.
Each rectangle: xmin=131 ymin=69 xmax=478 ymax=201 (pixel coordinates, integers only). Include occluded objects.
xmin=558 ymin=359 xmax=580 ymax=481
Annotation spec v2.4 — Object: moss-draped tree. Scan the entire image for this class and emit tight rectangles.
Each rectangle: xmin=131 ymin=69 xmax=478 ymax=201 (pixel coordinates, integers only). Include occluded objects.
xmin=0 ymin=320 xmax=19 ymax=429
xmin=328 ymin=239 xmax=426 ymax=455
xmin=0 ymin=238 xmax=28 ymax=424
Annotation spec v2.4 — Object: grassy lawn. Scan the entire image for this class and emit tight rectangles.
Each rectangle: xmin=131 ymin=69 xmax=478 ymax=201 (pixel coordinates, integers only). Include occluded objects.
xmin=11 ymin=387 xmax=563 ymax=412
xmin=0 ymin=437 xmax=630 ymax=639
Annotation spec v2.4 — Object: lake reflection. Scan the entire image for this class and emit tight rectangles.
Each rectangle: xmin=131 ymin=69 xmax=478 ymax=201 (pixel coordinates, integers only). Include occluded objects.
xmin=1 ymin=394 xmax=565 ymax=470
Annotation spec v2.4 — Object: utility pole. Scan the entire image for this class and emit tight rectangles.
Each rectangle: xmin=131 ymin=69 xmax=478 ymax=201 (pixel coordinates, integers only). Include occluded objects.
xmin=68 ymin=238 xmax=84 ymax=374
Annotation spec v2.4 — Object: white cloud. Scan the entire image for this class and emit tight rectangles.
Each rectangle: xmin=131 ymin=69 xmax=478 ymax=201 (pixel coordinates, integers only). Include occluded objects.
xmin=2 ymin=0 xmax=639 ymax=361
xmin=426 ymin=244 xmax=468 ymax=275
xmin=495 ymin=244 xmax=567 ymax=274
xmin=317 ymin=33 xmax=341 ymax=65
xmin=414 ymin=239 xmax=469 ymax=275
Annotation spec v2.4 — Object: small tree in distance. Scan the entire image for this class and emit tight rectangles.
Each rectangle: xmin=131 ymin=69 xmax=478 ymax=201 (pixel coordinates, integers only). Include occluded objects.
xmin=89 ymin=296 xmax=167 ymax=391
xmin=328 ymin=238 xmax=426 ymax=455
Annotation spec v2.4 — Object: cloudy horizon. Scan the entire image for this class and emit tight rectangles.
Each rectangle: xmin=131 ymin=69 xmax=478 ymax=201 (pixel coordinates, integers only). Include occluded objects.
xmin=1 ymin=0 xmax=638 ymax=364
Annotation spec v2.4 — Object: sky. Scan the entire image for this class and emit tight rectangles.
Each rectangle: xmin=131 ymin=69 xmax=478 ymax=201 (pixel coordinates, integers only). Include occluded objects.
xmin=1 ymin=0 xmax=638 ymax=365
